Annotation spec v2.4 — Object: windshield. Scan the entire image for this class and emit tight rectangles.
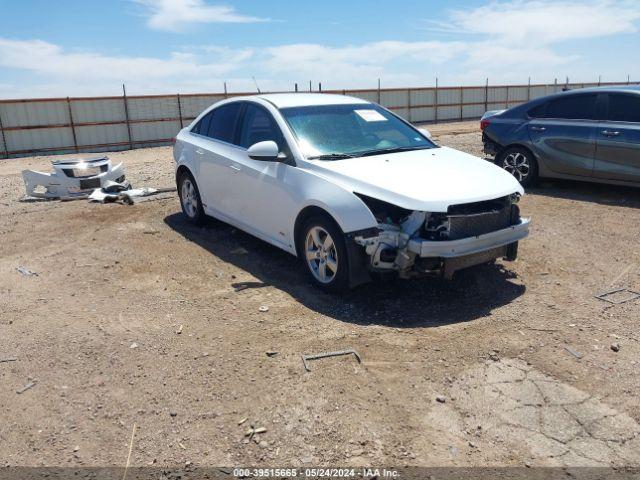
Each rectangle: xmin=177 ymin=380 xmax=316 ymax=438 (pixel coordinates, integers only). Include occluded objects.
xmin=280 ymin=103 xmax=436 ymax=159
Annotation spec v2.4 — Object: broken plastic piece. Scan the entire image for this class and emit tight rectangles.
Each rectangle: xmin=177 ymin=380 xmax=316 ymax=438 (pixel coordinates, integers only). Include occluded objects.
xmin=22 ymin=156 xmax=125 ymax=199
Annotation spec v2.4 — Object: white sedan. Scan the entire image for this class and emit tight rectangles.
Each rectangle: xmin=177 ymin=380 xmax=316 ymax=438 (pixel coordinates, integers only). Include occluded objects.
xmin=174 ymin=93 xmax=530 ymax=291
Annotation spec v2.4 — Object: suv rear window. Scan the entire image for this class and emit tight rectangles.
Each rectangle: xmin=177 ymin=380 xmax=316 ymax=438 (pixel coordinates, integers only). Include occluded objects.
xmin=544 ymin=94 xmax=597 ymax=120
xmin=607 ymin=93 xmax=640 ymax=123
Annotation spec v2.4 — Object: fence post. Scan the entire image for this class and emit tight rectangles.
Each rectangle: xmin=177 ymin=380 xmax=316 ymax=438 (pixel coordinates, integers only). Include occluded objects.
xmin=527 ymin=77 xmax=531 ymax=101
xmin=177 ymin=94 xmax=184 ymax=129
xmin=459 ymin=86 xmax=463 ymax=121
xmin=319 ymin=82 xmax=322 ymax=92
xmin=295 ymin=83 xmax=298 ymax=92
xmin=309 ymin=81 xmax=312 ymax=92
xmin=66 ymin=97 xmax=79 ymax=152
xmin=407 ymin=88 xmax=412 ymax=123
xmin=377 ymin=78 xmax=381 ymax=104
xmin=122 ymin=84 xmax=134 ymax=150
xmin=0 ymin=105 xmax=8 ymax=159
xmin=224 ymin=82 xmax=228 ymax=98
xmin=434 ymin=78 xmax=439 ymax=124
xmin=484 ymin=78 xmax=488 ymax=113
xmin=505 ymin=85 xmax=509 ymax=109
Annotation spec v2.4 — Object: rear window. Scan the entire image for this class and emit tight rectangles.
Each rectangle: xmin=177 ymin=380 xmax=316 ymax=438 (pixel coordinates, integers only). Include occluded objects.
xmin=607 ymin=93 xmax=640 ymax=123
xmin=527 ymin=102 xmax=547 ymax=118
xmin=191 ymin=102 xmax=242 ymax=144
xmin=545 ymin=94 xmax=597 ymax=120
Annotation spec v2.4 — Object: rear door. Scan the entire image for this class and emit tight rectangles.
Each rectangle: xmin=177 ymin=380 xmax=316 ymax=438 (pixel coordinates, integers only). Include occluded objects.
xmin=593 ymin=92 xmax=640 ymax=183
xmin=527 ymin=93 xmax=600 ymax=177
xmin=193 ymin=102 xmax=243 ymax=217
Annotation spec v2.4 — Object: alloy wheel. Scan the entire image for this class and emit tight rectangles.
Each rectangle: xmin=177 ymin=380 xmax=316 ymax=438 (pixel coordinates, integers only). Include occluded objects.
xmin=181 ymin=178 xmax=198 ymax=218
xmin=304 ymin=226 xmax=339 ymax=284
xmin=502 ymin=152 xmax=530 ymax=182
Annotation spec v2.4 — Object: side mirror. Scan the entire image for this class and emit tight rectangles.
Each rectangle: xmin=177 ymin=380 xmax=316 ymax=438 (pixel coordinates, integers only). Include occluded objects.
xmin=418 ymin=127 xmax=432 ymax=139
xmin=247 ymin=140 xmax=279 ymax=161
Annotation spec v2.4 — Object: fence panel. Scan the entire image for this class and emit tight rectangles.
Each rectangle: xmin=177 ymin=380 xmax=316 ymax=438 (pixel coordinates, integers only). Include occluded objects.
xmin=1 ymin=80 xmax=635 ymax=158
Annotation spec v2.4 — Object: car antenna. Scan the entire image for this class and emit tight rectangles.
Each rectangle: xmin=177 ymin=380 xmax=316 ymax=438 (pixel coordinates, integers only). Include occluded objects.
xmin=252 ymin=76 xmax=262 ymax=94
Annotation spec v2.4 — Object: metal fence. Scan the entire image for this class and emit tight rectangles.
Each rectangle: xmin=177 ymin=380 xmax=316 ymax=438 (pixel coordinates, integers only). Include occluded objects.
xmin=0 ymin=80 xmax=635 ymax=159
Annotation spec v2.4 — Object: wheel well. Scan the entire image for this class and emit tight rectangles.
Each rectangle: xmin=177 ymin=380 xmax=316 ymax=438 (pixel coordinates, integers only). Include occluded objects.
xmin=175 ymin=165 xmax=193 ymax=186
xmin=293 ymin=206 xmax=340 ymax=257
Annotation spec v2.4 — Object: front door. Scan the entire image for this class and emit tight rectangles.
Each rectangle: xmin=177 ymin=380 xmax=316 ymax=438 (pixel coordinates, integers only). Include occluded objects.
xmin=223 ymin=103 xmax=298 ymax=249
xmin=593 ymin=92 xmax=640 ymax=183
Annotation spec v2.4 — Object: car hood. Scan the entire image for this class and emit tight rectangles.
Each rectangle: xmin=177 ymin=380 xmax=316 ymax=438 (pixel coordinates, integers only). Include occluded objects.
xmin=304 ymin=146 xmax=523 ymax=212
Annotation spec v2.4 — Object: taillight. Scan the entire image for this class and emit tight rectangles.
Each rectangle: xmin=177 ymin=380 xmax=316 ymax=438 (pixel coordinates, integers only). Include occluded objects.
xmin=480 ymin=119 xmax=490 ymax=131
xmin=171 ymin=137 xmax=177 ymax=145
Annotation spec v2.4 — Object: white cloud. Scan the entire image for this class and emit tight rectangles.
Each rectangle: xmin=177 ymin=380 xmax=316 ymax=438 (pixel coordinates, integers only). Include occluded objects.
xmin=0 ymin=38 xmax=251 ymax=84
xmin=446 ymin=0 xmax=640 ymax=44
xmin=133 ymin=0 xmax=268 ymax=32
xmin=1 ymin=0 xmax=639 ymax=98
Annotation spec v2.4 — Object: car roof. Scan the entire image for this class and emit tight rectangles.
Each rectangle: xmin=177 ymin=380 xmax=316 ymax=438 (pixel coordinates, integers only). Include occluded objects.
xmin=556 ymin=85 xmax=640 ymax=95
xmin=255 ymin=93 xmax=370 ymax=109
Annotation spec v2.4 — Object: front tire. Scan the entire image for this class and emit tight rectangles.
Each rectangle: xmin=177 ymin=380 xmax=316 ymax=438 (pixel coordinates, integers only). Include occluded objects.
xmin=178 ymin=171 xmax=205 ymax=225
xmin=497 ymin=146 xmax=538 ymax=187
xmin=299 ymin=215 xmax=350 ymax=292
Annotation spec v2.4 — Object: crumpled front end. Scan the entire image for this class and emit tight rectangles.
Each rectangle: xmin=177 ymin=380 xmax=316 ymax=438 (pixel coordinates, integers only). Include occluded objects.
xmin=351 ymin=193 xmax=530 ymax=279
xmin=22 ymin=156 xmax=125 ymax=199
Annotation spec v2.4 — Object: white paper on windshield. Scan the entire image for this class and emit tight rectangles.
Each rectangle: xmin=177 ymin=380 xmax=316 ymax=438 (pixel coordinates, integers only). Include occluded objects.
xmin=355 ymin=109 xmax=387 ymax=122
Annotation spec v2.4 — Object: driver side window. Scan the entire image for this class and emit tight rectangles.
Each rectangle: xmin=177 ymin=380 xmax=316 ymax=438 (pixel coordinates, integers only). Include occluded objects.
xmin=239 ymin=104 xmax=286 ymax=150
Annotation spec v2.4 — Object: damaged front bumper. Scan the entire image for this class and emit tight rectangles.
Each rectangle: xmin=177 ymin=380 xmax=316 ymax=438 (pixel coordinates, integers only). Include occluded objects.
xmin=22 ymin=156 xmax=125 ymax=199
xmin=353 ymin=213 xmax=530 ymax=280
xmin=407 ymin=218 xmax=530 ymax=258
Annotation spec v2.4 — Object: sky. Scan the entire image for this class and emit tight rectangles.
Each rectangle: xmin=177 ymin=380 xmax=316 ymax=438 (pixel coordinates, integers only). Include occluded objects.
xmin=0 ymin=0 xmax=639 ymax=98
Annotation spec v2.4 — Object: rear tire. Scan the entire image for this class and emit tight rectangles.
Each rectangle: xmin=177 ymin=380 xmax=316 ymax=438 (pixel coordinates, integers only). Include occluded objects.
xmin=497 ymin=146 xmax=538 ymax=187
xmin=299 ymin=215 xmax=350 ymax=292
xmin=177 ymin=171 xmax=205 ymax=225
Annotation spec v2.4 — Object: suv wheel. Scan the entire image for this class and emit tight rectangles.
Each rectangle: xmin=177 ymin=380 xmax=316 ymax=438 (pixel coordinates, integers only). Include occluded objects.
xmin=300 ymin=215 xmax=350 ymax=292
xmin=497 ymin=147 xmax=538 ymax=187
xmin=178 ymin=172 xmax=205 ymax=224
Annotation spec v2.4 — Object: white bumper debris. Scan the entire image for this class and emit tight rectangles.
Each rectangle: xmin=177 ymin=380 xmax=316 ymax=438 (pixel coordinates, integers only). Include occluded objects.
xmin=22 ymin=156 xmax=125 ymax=199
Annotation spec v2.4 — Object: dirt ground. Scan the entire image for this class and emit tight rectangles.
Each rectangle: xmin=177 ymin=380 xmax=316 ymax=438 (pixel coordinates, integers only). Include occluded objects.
xmin=1 ymin=121 xmax=639 ymax=470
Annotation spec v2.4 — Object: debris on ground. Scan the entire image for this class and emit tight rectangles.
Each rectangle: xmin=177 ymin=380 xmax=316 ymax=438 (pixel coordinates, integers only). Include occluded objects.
xmin=611 ymin=343 xmax=620 ymax=352
xmin=302 ymin=349 xmax=362 ymax=372
xmin=266 ymin=351 xmax=278 ymax=357
xmin=238 ymin=417 xmax=248 ymax=425
xmin=488 ymin=350 xmax=500 ymax=361
xmin=22 ymin=156 xmax=125 ymax=200
xmin=0 ymin=357 xmax=18 ymax=363
xmin=130 ymin=342 xmax=139 ymax=349
xmin=16 ymin=266 xmax=38 ymax=277
xmin=16 ymin=381 xmax=36 ymax=394
xmin=436 ymin=395 xmax=446 ymax=403
xmin=176 ymin=324 xmax=183 ymax=335
xmin=595 ymin=287 xmax=640 ymax=305
xmin=258 ymin=305 xmax=269 ymax=312
xmin=230 ymin=247 xmax=249 ymax=255
xmin=564 ymin=346 xmax=583 ymax=359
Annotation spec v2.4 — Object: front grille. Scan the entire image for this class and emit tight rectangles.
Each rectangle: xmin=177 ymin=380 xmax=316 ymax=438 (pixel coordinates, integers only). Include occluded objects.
xmin=62 ymin=165 xmax=108 ymax=178
xmin=445 ymin=196 xmax=514 ymax=240
xmin=79 ymin=177 xmax=101 ymax=190
xmin=448 ymin=208 xmax=511 ymax=239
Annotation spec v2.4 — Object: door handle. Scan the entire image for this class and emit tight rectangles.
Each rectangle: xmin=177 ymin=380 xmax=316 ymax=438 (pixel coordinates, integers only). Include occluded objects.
xmin=195 ymin=148 xmax=205 ymax=155
xmin=229 ymin=164 xmax=242 ymax=172
xmin=530 ymin=126 xmax=546 ymax=132
xmin=601 ymin=130 xmax=620 ymax=137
